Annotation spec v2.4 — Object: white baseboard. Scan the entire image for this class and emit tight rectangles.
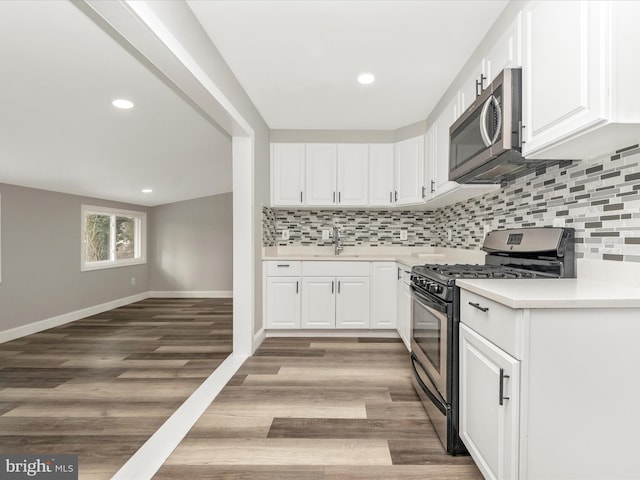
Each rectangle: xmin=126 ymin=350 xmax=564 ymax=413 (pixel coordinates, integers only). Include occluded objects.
xmin=253 ymin=327 xmax=266 ymax=353
xmin=112 ymin=353 xmax=247 ymax=480
xmin=149 ymin=290 xmax=233 ymax=298
xmin=0 ymin=292 xmax=150 ymax=344
xmin=265 ymin=329 xmax=401 ymax=338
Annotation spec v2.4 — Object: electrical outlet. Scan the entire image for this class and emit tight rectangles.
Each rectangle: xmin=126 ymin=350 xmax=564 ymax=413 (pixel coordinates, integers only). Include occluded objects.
xmin=281 ymin=229 xmax=290 ymax=240
xmin=552 ymin=217 xmax=565 ymax=227
xmin=400 ymin=230 xmax=408 ymax=241
xmin=130 ymin=277 xmax=136 ymax=286
xmin=322 ymin=229 xmax=330 ymax=240
xmin=447 ymin=228 xmax=452 ymax=241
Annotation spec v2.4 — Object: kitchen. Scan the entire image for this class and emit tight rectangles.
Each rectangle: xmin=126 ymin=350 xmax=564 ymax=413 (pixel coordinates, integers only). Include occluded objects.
xmin=2 ymin=1 xmax=640 ymax=479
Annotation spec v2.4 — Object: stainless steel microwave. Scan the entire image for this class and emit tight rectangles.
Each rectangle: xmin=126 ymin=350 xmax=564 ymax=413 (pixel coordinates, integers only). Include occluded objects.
xmin=449 ymin=68 xmax=533 ymax=184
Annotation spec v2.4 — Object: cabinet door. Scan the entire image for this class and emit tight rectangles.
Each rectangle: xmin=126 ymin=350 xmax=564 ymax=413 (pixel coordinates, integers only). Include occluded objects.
xmin=398 ymin=281 xmax=412 ymax=350
xmin=335 ymin=277 xmax=370 ymax=329
xmin=305 ymin=144 xmax=338 ymax=205
xmin=337 ymin=144 xmax=369 ymax=206
xmin=271 ymin=143 xmax=305 ymax=206
xmin=370 ymin=262 xmax=397 ymax=329
xmin=484 ymin=14 xmax=522 ymax=84
xmin=301 ymin=277 xmax=335 ymax=328
xmin=394 ymin=135 xmax=425 ymax=205
xmin=521 ymin=0 xmax=608 ymax=157
xmin=266 ymin=277 xmax=301 ymax=328
xmin=459 ymin=324 xmax=520 ymax=480
xmin=426 ymin=98 xmax=457 ymax=197
xmin=458 ymin=61 xmax=485 ymax=116
xmin=368 ymin=144 xmax=395 ymax=207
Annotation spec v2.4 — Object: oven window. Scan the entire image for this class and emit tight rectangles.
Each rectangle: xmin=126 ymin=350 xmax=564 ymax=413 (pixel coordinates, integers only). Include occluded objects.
xmin=413 ymin=297 xmax=442 ymax=372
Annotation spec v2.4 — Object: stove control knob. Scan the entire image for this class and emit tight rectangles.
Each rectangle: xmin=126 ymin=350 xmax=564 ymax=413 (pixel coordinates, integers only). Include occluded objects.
xmin=433 ymin=284 xmax=443 ymax=294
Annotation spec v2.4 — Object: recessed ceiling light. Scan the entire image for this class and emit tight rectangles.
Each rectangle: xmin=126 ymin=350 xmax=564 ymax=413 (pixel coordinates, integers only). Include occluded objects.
xmin=142 ymin=188 xmax=153 ymax=193
xmin=357 ymin=73 xmax=375 ymax=85
xmin=112 ymin=99 xmax=134 ymax=109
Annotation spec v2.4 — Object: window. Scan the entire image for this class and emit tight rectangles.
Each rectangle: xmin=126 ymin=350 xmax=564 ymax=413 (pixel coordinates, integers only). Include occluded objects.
xmin=81 ymin=205 xmax=146 ymax=271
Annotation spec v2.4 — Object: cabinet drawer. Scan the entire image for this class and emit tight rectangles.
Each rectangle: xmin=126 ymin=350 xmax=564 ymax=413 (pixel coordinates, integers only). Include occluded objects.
xmin=302 ymin=261 xmax=370 ymax=277
xmin=459 ymin=289 xmax=522 ymax=359
xmin=265 ymin=261 xmax=302 ymax=276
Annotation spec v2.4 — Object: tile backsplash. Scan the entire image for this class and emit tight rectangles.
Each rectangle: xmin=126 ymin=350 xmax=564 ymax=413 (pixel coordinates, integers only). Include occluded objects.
xmin=263 ymin=144 xmax=640 ymax=262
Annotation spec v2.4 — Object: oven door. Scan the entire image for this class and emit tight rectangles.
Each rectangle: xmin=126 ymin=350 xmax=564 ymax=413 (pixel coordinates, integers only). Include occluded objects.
xmin=410 ymin=287 xmax=450 ymax=403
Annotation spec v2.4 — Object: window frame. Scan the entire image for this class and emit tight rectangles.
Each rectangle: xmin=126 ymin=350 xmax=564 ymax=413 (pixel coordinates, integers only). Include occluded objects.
xmin=81 ymin=204 xmax=147 ymax=272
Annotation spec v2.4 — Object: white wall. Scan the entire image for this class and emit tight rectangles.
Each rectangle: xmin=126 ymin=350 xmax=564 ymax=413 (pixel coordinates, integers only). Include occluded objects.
xmin=149 ymin=193 xmax=233 ymax=294
xmin=0 ymin=183 xmax=150 ymax=333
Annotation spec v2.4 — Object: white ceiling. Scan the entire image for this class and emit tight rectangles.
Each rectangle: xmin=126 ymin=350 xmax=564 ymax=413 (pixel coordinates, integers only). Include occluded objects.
xmin=187 ymin=0 xmax=509 ymax=130
xmin=0 ymin=0 xmax=231 ymax=207
xmin=0 ymin=0 xmax=509 ymax=206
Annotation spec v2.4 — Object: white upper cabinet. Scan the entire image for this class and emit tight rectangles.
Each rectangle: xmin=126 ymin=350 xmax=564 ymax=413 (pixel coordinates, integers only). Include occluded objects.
xmin=521 ymin=1 xmax=608 ymax=158
xmin=271 ymin=143 xmax=305 ymax=206
xmin=394 ymin=135 xmax=425 ymax=205
xmin=458 ymin=61 xmax=486 ymax=117
xmin=305 ymin=143 xmax=338 ymax=206
xmin=337 ymin=144 xmax=369 ymax=206
xmin=521 ymin=1 xmax=640 ymax=160
xmin=368 ymin=143 xmax=395 ymax=207
xmin=457 ymin=15 xmax=522 ymax=120
xmin=425 ymin=98 xmax=458 ymax=198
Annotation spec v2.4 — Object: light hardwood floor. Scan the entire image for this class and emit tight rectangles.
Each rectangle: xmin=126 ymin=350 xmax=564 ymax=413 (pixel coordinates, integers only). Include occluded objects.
xmin=156 ymin=337 xmax=483 ymax=480
xmin=2 ymin=302 xmax=482 ymax=479
xmin=0 ymin=298 xmax=232 ymax=479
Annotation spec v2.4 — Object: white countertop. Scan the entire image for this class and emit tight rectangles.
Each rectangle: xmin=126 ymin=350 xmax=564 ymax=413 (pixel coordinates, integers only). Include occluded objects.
xmin=262 ymin=247 xmax=485 ymax=268
xmin=457 ymin=278 xmax=640 ymax=309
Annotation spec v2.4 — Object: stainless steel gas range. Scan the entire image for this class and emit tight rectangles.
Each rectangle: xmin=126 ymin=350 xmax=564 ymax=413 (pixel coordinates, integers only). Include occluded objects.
xmin=409 ymin=227 xmax=576 ymax=455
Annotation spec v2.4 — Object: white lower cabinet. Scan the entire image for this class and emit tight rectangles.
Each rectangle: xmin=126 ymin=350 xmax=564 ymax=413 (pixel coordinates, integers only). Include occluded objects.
xmin=396 ymin=264 xmax=412 ymax=350
xmin=370 ymin=262 xmax=397 ymax=329
xmin=265 ymin=277 xmax=301 ymax=328
xmin=335 ymin=277 xmax=370 ymax=328
xmin=301 ymin=276 xmax=370 ymax=328
xmin=265 ymin=261 xmax=380 ymax=330
xmin=459 ymin=323 xmax=520 ymax=480
xmin=459 ymin=287 xmax=640 ymax=479
xmin=300 ymin=277 xmax=335 ymax=328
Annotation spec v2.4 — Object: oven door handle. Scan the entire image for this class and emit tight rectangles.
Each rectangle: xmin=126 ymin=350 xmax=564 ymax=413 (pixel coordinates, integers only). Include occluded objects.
xmin=411 ymin=286 xmax=448 ymax=315
xmin=410 ymin=354 xmax=447 ymax=415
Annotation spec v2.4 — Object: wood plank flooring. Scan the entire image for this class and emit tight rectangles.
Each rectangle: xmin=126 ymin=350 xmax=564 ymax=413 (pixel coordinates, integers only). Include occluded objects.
xmin=0 ymin=298 xmax=232 ymax=480
xmin=156 ymin=337 xmax=482 ymax=479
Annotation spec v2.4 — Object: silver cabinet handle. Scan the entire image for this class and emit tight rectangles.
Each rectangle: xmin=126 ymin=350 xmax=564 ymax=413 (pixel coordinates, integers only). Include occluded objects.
xmin=394 ymin=190 xmax=398 ymax=202
xmin=331 ymin=281 xmax=334 ymax=294
xmin=333 ymin=191 xmax=336 ymax=203
xmin=468 ymin=301 xmax=489 ymax=312
xmin=300 ymin=191 xmax=303 ymax=203
xmin=389 ymin=191 xmax=393 ymax=203
xmin=431 ymin=180 xmax=435 ymax=193
xmin=421 ymin=186 xmax=426 ymax=199
xmin=338 ymin=191 xmax=341 ymax=203
xmin=296 ymin=281 xmax=299 ymax=294
xmin=499 ymin=368 xmax=510 ymax=406
xmin=338 ymin=281 xmax=341 ymax=294
xmin=277 ymin=264 xmax=290 ymax=268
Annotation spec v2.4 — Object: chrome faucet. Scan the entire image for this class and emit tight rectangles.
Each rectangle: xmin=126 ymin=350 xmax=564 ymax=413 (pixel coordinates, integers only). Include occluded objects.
xmin=332 ymin=225 xmax=344 ymax=255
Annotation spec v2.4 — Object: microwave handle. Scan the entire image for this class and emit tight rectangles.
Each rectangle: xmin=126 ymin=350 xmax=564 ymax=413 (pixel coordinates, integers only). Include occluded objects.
xmin=490 ymin=96 xmax=502 ymax=145
xmin=479 ymin=95 xmax=496 ymax=147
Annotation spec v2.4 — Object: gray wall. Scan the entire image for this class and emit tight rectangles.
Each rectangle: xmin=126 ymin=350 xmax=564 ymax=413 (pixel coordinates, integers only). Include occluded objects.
xmin=149 ymin=193 xmax=233 ymax=292
xmin=0 ymin=183 xmax=149 ymax=331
